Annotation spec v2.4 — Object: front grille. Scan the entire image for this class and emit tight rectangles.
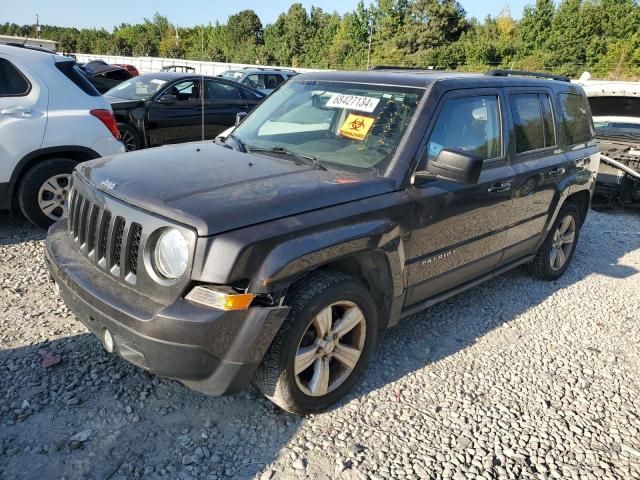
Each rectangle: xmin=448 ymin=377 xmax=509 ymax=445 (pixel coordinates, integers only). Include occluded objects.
xmin=68 ymin=190 xmax=142 ymax=282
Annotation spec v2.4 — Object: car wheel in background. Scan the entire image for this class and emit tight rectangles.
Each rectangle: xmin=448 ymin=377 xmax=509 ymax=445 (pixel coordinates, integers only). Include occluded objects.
xmin=254 ymin=271 xmax=378 ymax=415
xmin=118 ymin=123 xmax=141 ymax=152
xmin=17 ymin=158 xmax=77 ymax=229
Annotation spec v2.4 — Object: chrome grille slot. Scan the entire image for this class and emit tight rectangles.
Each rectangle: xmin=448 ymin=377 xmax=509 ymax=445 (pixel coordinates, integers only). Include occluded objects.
xmin=86 ymin=205 xmax=99 ymax=254
xmin=71 ymin=191 xmax=82 ymax=238
xmin=77 ymin=198 xmax=90 ymax=247
xmin=111 ymin=217 xmax=126 ymax=269
xmin=67 ymin=189 xmax=77 ymax=235
xmin=128 ymin=223 xmax=142 ymax=276
xmin=97 ymin=211 xmax=111 ymax=263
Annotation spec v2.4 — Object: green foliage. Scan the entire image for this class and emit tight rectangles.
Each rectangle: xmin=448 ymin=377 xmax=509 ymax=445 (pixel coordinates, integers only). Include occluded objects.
xmin=4 ymin=1 xmax=640 ymax=78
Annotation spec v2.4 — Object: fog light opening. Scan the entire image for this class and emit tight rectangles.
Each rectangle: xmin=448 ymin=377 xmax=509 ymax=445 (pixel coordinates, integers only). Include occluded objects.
xmin=102 ymin=328 xmax=115 ymax=353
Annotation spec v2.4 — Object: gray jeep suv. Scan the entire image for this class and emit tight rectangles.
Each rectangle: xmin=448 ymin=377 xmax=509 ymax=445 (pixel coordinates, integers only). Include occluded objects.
xmin=46 ymin=68 xmax=599 ymax=414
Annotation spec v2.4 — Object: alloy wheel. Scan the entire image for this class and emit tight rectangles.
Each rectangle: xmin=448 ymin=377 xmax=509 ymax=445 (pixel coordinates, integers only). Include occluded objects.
xmin=120 ymin=129 xmax=138 ymax=151
xmin=549 ymin=214 xmax=576 ymax=271
xmin=37 ymin=174 xmax=71 ymax=221
xmin=294 ymin=301 xmax=367 ymax=397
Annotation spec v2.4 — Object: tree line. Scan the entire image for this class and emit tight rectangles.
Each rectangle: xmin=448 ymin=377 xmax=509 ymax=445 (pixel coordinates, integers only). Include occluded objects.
xmin=2 ymin=0 xmax=640 ymax=78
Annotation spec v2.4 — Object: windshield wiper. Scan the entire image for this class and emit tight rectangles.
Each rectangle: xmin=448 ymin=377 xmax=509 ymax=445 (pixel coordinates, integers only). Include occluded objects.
xmin=227 ymin=133 xmax=247 ymax=152
xmin=597 ymin=132 xmax=640 ymax=140
xmin=246 ymin=145 xmax=327 ymax=171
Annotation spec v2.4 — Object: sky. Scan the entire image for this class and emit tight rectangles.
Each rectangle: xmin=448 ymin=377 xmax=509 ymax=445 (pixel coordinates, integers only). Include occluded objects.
xmin=1 ymin=0 xmax=533 ymax=30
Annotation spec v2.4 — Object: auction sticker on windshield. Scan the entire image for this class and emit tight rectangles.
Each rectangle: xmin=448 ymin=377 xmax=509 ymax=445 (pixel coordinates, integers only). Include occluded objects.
xmin=326 ymin=94 xmax=380 ymax=113
xmin=339 ymin=114 xmax=375 ymax=141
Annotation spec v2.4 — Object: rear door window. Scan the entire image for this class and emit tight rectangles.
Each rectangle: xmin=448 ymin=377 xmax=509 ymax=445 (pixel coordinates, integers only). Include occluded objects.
xmin=0 ymin=58 xmax=30 ymax=96
xmin=205 ymin=80 xmax=241 ymax=100
xmin=558 ymin=93 xmax=594 ymax=145
xmin=243 ymin=74 xmax=264 ymax=90
xmin=263 ymin=74 xmax=285 ymax=90
xmin=510 ymin=93 xmax=556 ymax=154
xmin=427 ymin=95 xmax=502 ymax=161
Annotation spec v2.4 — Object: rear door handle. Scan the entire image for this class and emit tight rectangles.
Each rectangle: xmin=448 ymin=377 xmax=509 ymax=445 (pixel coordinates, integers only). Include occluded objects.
xmin=548 ymin=167 xmax=566 ymax=177
xmin=488 ymin=182 xmax=511 ymax=194
xmin=0 ymin=106 xmax=32 ymax=117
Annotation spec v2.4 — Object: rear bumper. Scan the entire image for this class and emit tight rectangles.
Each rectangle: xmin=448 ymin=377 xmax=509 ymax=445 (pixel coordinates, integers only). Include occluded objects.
xmin=45 ymin=220 xmax=289 ymax=395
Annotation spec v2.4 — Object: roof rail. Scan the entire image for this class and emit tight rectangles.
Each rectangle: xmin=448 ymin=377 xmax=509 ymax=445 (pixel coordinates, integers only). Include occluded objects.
xmin=2 ymin=42 xmax=57 ymax=54
xmin=485 ymin=69 xmax=570 ymax=83
xmin=369 ymin=65 xmax=436 ymax=71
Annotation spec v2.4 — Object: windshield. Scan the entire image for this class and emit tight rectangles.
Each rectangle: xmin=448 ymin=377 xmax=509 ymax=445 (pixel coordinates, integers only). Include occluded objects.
xmin=221 ymin=71 xmax=244 ymax=80
xmin=106 ymin=76 xmax=169 ymax=100
xmin=594 ymin=120 xmax=640 ymax=138
xmin=230 ymin=80 xmax=423 ymax=176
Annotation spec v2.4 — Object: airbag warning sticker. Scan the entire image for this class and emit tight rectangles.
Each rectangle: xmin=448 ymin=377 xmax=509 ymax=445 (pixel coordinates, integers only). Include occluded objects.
xmin=326 ymin=94 xmax=380 ymax=112
xmin=339 ymin=114 xmax=375 ymax=141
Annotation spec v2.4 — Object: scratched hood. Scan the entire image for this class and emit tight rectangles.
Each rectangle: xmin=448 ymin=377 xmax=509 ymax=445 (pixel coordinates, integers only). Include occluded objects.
xmin=75 ymin=142 xmax=395 ymax=236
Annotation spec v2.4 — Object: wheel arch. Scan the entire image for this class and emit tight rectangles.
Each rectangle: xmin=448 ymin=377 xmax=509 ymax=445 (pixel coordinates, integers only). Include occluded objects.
xmin=7 ymin=146 xmax=100 ymax=211
xmin=287 ymin=250 xmax=397 ymax=330
xmin=565 ymin=189 xmax=591 ymax=226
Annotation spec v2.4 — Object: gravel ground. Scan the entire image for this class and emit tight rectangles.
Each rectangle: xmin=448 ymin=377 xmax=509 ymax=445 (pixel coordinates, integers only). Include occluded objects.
xmin=1 ymin=208 xmax=639 ymax=480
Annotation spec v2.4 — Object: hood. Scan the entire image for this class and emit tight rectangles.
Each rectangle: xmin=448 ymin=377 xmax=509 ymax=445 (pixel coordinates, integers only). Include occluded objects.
xmin=76 ymin=142 xmax=396 ymax=236
xmin=104 ymin=94 xmax=145 ymax=110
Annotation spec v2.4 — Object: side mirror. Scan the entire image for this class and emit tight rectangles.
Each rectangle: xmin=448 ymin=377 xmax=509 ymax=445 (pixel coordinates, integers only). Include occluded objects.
xmin=235 ymin=111 xmax=248 ymax=126
xmin=419 ymin=148 xmax=483 ymax=185
xmin=156 ymin=93 xmax=176 ymax=104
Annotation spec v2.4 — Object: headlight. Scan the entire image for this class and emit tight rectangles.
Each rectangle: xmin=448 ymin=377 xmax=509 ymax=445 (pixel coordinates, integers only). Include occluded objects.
xmin=154 ymin=228 xmax=188 ymax=279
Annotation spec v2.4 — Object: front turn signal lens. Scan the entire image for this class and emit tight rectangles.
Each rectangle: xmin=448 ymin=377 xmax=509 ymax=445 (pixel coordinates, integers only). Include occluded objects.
xmin=185 ymin=286 xmax=255 ymax=311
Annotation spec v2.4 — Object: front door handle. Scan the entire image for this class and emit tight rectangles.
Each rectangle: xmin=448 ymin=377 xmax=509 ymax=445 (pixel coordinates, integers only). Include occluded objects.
xmin=488 ymin=182 xmax=511 ymax=194
xmin=548 ymin=167 xmax=566 ymax=177
xmin=0 ymin=106 xmax=32 ymax=117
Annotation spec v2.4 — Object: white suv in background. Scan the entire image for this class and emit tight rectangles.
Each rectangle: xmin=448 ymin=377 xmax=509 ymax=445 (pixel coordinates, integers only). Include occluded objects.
xmin=0 ymin=43 xmax=124 ymax=228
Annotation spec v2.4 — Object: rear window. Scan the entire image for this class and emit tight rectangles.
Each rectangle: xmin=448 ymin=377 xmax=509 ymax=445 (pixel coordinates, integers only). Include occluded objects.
xmin=0 ymin=58 xmax=30 ymax=96
xmin=55 ymin=61 xmax=100 ymax=97
xmin=510 ymin=93 xmax=556 ymax=153
xmin=558 ymin=93 xmax=593 ymax=145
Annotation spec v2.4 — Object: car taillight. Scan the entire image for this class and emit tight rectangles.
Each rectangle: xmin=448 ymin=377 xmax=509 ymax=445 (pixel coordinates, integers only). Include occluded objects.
xmin=90 ymin=109 xmax=120 ymax=140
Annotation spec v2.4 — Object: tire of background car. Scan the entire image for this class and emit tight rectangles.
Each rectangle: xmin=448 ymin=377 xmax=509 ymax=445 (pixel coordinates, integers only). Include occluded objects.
xmin=528 ymin=202 xmax=581 ymax=281
xmin=17 ymin=158 xmax=77 ymax=229
xmin=254 ymin=271 xmax=378 ymax=415
xmin=117 ymin=123 xmax=141 ymax=152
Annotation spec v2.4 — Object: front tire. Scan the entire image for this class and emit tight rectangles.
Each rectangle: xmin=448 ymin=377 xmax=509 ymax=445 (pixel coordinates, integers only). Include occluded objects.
xmin=17 ymin=158 xmax=77 ymax=229
xmin=529 ymin=202 xmax=581 ymax=281
xmin=254 ymin=271 xmax=378 ymax=415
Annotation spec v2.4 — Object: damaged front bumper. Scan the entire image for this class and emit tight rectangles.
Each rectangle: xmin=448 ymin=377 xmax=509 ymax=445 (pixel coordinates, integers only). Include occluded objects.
xmin=45 ymin=220 xmax=289 ymax=396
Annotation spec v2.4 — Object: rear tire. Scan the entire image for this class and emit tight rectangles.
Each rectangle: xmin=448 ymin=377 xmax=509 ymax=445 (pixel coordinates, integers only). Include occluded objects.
xmin=17 ymin=158 xmax=77 ymax=229
xmin=117 ymin=123 xmax=140 ymax=152
xmin=254 ymin=271 xmax=378 ymax=415
xmin=528 ymin=202 xmax=580 ymax=281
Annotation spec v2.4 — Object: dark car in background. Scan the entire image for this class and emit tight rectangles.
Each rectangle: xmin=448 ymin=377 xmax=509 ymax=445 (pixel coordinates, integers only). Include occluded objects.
xmin=79 ymin=60 xmax=133 ymax=93
xmin=219 ymin=67 xmax=297 ymax=94
xmin=104 ymin=72 xmax=265 ymax=151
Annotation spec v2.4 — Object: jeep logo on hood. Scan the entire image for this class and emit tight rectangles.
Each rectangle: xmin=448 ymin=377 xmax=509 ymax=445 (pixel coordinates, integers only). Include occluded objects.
xmin=100 ymin=178 xmax=117 ymax=190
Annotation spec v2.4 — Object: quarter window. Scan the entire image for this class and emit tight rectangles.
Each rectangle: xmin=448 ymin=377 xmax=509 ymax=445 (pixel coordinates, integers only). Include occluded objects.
xmin=511 ymin=93 xmax=556 ymax=154
xmin=0 ymin=58 xmax=30 ymax=96
xmin=427 ymin=95 xmax=502 ymax=161
xmin=558 ymin=93 xmax=593 ymax=145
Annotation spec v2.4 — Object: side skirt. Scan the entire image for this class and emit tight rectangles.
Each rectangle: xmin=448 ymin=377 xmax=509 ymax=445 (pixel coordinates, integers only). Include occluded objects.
xmin=399 ymin=254 xmax=535 ymax=320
